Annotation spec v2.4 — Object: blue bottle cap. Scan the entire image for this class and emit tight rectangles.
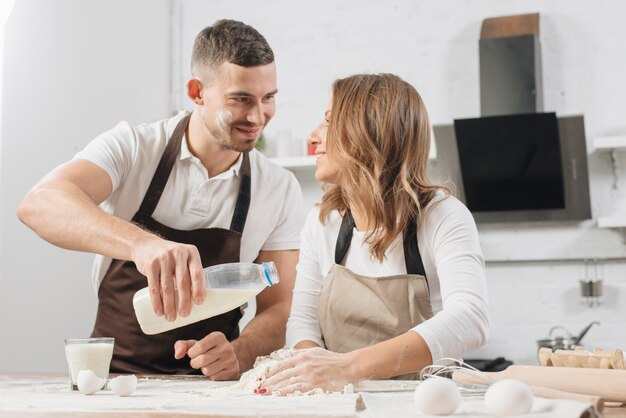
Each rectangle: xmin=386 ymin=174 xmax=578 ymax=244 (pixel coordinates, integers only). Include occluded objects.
xmin=262 ymin=262 xmax=280 ymax=286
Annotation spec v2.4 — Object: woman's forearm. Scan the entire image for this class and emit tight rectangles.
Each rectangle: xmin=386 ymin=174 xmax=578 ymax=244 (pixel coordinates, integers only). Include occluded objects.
xmin=347 ymin=331 xmax=432 ymax=380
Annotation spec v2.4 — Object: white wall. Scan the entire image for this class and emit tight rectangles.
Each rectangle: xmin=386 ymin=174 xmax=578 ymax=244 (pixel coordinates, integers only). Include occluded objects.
xmin=175 ymin=0 xmax=626 ymax=366
xmin=0 ymin=0 xmax=170 ymax=372
xmin=1 ymin=0 xmax=626 ymax=373
xmin=175 ymin=0 xmax=626 ymax=261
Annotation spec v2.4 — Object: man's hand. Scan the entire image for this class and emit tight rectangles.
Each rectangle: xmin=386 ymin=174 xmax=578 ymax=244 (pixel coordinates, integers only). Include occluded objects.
xmin=174 ymin=332 xmax=241 ymax=380
xmin=132 ymin=237 xmax=205 ymax=321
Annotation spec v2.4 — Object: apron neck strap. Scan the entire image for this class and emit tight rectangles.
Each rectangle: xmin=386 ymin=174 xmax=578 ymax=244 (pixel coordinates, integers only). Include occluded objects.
xmin=137 ymin=113 xmax=252 ymax=234
xmin=138 ymin=113 xmax=191 ymax=216
xmin=334 ymin=209 xmax=427 ymax=277
xmin=402 ymin=216 xmax=427 ymax=277
xmin=229 ymin=152 xmax=251 ymax=233
xmin=334 ymin=208 xmax=356 ymax=266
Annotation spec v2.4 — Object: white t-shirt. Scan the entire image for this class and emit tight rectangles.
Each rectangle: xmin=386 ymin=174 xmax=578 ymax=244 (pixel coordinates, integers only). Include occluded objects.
xmin=286 ymin=192 xmax=490 ymax=362
xmin=74 ymin=111 xmax=304 ymax=291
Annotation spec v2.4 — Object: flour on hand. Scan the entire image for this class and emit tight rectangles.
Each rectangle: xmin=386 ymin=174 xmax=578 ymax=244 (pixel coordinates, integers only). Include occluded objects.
xmin=203 ymin=348 xmax=354 ymax=397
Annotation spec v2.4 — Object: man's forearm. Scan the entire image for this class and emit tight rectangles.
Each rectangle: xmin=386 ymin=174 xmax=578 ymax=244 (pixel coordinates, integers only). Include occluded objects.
xmin=232 ymin=303 xmax=289 ymax=372
xmin=17 ymin=182 xmax=153 ymax=261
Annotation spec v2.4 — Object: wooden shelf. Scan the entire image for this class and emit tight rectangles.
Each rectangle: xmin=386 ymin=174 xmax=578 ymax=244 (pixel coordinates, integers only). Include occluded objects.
xmin=270 ymin=156 xmax=316 ymax=169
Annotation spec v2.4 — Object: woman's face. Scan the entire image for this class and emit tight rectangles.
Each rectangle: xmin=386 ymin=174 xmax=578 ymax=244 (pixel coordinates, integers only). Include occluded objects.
xmin=308 ymin=101 xmax=340 ymax=184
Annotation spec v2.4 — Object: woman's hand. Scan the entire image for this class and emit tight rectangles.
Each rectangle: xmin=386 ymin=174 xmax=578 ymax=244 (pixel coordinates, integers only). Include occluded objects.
xmin=259 ymin=347 xmax=359 ymax=395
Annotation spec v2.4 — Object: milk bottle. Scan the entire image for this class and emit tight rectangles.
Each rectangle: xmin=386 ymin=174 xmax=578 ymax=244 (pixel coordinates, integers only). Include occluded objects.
xmin=133 ymin=261 xmax=279 ymax=335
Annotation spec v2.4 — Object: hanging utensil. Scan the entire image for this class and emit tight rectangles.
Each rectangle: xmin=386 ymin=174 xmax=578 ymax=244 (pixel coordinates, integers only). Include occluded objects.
xmin=536 ymin=321 xmax=599 ymax=351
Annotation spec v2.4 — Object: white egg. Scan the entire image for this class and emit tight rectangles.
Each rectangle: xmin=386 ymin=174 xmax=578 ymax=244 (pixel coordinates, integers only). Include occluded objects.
xmin=485 ymin=379 xmax=534 ymax=416
xmin=109 ymin=374 xmax=138 ymax=396
xmin=76 ymin=369 xmax=106 ymax=395
xmin=414 ymin=377 xmax=462 ymax=416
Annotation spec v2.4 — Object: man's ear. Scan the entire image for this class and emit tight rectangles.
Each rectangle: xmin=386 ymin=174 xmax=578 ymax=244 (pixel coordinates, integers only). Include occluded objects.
xmin=187 ymin=79 xmax=204 ymax=105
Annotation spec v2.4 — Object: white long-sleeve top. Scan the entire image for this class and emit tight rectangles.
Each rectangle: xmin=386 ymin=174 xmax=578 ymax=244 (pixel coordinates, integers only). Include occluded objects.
xmin=286 ymin=192 xmax=490 ymax=362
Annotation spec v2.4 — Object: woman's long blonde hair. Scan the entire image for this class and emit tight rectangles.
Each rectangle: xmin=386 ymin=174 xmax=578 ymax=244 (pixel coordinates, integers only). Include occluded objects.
xmin=319 ymin=73 xmax=448 ymax=261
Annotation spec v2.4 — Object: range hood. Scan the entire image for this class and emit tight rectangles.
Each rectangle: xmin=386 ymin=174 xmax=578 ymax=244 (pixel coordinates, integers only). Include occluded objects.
xmin=479 ymin=13 xmax=542 ymax=116
xmin=430 ymin=13 xmax=591 ymax=224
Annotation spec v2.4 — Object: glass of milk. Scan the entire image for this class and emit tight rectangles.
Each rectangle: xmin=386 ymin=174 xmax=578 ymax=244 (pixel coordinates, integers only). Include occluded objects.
xmin=64 ymin=337 xmax=114 ymax=390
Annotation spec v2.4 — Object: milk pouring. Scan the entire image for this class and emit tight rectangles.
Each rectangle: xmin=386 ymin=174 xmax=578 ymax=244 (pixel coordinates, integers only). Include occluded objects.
xmin=133 ymin=262 xmax=279 ymax=335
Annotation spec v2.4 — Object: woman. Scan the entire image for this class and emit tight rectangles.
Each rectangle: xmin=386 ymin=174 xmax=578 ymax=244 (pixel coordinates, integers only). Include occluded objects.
xmin=261 ymin=74 xmax=489 ymax=394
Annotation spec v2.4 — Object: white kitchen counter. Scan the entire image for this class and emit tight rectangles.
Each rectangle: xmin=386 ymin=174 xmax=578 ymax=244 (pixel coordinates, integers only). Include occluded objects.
xmin=0 ymin=374 xmax=615 ymax=418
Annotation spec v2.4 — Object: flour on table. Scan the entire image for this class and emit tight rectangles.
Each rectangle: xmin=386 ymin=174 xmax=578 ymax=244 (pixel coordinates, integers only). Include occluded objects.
xmin=203 ymin=348 xmax=354 ymax=397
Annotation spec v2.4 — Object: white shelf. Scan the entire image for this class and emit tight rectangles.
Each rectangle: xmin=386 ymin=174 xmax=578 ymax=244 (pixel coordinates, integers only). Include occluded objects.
xmin=270 ymin=155 xmax=316 ymax=169
xmin=598 ymin=216 xmax=626 ymax=228
xmin=594 ymin=135 xmax=626 ymax=190
xmin=270 ymin=151 xmax=435 ymax=169
xmin=593 ymin=135 xmax=626 ymax=151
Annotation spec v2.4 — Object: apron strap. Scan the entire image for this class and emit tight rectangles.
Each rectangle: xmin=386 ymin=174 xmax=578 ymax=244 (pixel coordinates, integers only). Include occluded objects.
xmin=402 ymin=217 xmax=428 ymax=279
xmin=229 ymin=152 xmax=251 ymax=233
xmin=137 ymin=113 xmax=191 ymax=216
xmin=334 ymin=208 xmax=356 ymax=265
xmin=137 ymin=112 xmax=252 ymax=234
xmin=334 ymin=210 xmax=427 ymax=280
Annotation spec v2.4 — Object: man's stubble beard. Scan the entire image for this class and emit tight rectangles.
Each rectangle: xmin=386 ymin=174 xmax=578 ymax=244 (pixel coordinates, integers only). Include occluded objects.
xmin=203 ymin=107 xmax=258 ymax=153
xmin=210 ymin=125 xmax=257 ymax=152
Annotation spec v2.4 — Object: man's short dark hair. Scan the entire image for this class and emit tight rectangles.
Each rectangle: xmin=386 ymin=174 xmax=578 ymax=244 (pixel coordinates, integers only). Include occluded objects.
xmin=191 ymin=19 xmax=274 ymax=81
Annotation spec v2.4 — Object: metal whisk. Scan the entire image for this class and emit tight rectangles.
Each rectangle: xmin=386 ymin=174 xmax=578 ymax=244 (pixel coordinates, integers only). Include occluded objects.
xmin=420 ymin=358 xmax=493 ymax=396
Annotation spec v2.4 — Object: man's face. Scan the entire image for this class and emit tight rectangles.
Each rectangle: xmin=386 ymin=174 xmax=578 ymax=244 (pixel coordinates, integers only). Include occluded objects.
xmin=199 ymin=62 xmax=277 ymax=152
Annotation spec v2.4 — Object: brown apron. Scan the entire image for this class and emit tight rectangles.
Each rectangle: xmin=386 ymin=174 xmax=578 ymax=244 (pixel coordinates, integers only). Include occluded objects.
xmin=91 ymin=113 xmax=250 ymax=374
xmin=318 ymin=209 xmax=433 ymax=379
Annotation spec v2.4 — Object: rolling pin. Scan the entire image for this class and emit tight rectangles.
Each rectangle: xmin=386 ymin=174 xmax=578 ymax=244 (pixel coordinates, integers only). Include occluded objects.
xmin=453 ymin=364 xmax=626 ymax=402
xmin=530 ymin=385 xmax=603 ymax=413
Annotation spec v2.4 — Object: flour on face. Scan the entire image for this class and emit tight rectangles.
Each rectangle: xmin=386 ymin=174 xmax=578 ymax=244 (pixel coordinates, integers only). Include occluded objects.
xmin=215 ymin=109 xmax=233 ymax=134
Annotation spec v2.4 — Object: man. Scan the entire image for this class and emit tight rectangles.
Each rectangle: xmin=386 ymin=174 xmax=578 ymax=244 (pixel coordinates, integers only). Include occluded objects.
xmin=16 ymin=20 xmax=303 ymax=379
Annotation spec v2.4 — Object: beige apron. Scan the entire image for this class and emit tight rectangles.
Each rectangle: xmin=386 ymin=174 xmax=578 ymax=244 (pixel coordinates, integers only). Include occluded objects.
xmin=318 ymin=210 xmax=433 ymax=379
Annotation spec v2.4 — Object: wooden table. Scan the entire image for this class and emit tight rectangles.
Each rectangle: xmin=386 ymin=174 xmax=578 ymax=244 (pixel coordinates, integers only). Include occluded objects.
xmin=607 ymin=406 xmax=626 ymax=418
xmin=0 ymin=373 xmax=622 ymax=418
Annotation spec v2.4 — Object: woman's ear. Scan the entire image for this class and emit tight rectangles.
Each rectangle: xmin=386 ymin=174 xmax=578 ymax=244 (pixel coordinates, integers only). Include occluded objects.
xmin=186 ymin=79 xmax=204 ymax=105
